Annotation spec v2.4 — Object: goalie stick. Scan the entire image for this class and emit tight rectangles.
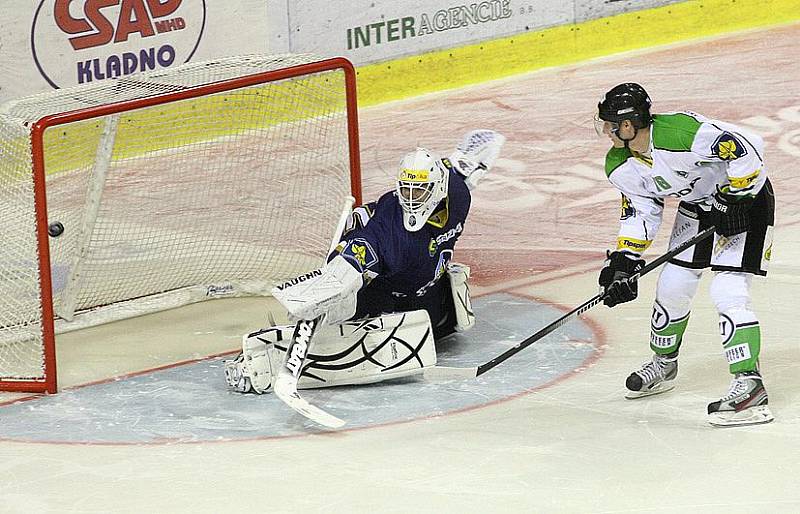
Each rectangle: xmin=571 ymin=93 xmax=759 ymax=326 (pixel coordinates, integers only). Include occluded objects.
xmin=423 ymin=227 xmax=717 ymax=381
xmin=273 ymin=196 xmax=353 ymax=429
xmin=273 ymin=315 xmax=347 ymax=428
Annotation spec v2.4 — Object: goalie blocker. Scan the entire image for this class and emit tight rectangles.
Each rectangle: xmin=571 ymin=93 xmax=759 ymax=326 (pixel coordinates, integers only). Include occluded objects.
xmin=224 ymin=262 xmax=474 ymax=393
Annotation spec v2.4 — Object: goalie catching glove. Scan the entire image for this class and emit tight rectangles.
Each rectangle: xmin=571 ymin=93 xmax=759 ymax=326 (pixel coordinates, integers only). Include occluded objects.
xmin=599 ymin=251 xmax=645 ymax=307
xmin=449 ymin=129 xmax=505 ymax=190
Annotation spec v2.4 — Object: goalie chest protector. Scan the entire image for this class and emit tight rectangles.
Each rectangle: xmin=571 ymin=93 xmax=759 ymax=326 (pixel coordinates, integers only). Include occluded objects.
xmin=337 ymin=167 xmax=471 ymax=301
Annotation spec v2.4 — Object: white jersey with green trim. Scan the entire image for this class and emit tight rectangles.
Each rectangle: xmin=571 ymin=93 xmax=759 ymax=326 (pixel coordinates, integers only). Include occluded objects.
xmin=604 ymin=111 xmax=767 ymax=255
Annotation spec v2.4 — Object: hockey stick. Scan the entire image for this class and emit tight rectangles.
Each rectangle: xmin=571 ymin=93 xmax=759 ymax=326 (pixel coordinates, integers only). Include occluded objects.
xmin=423 ymin=226 xmax=716 ymax=381
xmin=273 ymin=196 xmax=354 ymax=429
xmin=273 ymin=315 xmax=346 ymax=428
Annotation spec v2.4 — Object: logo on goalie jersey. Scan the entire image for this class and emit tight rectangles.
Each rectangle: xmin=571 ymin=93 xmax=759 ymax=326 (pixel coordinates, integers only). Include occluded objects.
xmin=713 ymin=132 xmax=747 ymax=161
xmin=342 ymin=238 xmax=378 ymax=271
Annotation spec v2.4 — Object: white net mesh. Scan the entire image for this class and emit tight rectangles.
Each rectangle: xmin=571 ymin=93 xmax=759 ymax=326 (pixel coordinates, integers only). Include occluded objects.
xmin=0 ymin=54 xmax=358 ymax=387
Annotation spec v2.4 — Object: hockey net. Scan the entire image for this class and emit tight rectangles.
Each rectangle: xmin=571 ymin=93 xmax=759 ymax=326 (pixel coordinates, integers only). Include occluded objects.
xmin=0 ymin=54 xmax=361 ymax=393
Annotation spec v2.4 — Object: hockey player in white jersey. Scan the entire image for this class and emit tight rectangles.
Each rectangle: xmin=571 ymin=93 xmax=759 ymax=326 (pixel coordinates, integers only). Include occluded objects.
xmin=594 ymin=83 xmax=775 ymax=427
xmin=224 ymin=130 xmax=505 ymax=396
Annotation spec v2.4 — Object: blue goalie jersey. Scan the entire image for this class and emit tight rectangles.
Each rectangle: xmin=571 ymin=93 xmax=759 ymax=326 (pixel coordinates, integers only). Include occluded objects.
xmin=333 ymin=161 xmax=471 ymax=332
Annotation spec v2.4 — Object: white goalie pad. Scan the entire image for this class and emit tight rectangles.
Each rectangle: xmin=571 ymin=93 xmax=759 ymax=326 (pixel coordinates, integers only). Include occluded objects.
xmin=271 ymin=254 xmax=362 ymax=324
xmin=227 ymin=309 xmax=437 ymax=393
xmin=447 ymin=262 xmax=475 ymax=332
xmin=448 ymin=129 xmax=505 ymax=190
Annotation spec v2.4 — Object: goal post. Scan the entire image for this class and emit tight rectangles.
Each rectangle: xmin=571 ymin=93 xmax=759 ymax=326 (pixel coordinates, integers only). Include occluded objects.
xmin=0 ymin=54 xmax=362 ymax=393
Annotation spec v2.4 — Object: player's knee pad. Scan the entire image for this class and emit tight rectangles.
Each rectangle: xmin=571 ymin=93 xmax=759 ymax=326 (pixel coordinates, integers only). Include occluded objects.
xmin=654 ymin=263 xmax=702 ymax=314
xmin=447 ymin=262 xmax=474 ymax=332
xmin=650 ymin=264 xmax=702 ymax=354
xmin=710 ymin=271 xmax=752 ymax=313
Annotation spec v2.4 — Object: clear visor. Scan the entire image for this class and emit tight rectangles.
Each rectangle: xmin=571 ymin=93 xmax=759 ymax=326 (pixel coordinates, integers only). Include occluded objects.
xmin=398 ymin=181 xmax=434 ymax=211
xmin=593 ymin=114 xmax=619 ymax=137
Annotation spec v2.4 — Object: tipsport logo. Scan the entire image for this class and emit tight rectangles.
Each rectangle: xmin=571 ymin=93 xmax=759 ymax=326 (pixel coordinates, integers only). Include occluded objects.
xmin=32 ymin=0 xmax=206 ymax=88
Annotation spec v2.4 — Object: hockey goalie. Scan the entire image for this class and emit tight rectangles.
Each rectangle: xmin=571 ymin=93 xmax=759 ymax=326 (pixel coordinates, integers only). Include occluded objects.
xmin=224 ymin=130 xmax=505 ymax=395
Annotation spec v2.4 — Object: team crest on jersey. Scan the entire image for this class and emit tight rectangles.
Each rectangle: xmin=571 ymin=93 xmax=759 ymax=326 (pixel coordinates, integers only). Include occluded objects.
xmin=341 ymin=238 xmax=378 ymax=271
xmin=620 ymin=194 xmax=636 ymax=220
xmin=712 ymin=132 xmax=747 ymax=161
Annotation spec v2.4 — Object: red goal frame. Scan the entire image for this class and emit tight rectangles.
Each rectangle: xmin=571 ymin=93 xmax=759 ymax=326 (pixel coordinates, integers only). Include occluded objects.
xmin=0 ymin=57 xmax=362 ymax=394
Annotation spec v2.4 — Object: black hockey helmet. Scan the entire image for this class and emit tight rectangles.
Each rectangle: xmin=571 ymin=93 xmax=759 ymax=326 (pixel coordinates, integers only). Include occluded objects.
xmin=597 ymin=83 xmax=652 ymax=129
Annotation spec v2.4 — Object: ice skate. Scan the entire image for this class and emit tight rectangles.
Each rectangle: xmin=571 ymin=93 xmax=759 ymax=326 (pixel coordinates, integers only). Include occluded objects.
xmin=707 ymin=372 xmax=774 ymax=427
xmin=625 ymin=353 xmax=678 ymax=399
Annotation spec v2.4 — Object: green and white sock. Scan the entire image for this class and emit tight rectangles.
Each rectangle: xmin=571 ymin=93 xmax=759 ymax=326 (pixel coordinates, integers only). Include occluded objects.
xmin=650 ymin=309 xmax=689 ymax=356
xmin=719 ymin=312 xmax=761 ymax=374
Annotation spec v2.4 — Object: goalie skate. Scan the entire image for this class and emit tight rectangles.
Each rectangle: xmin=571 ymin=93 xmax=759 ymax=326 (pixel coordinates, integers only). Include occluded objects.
xmin=223 ymin=334 xmax=276 ymax=394
xmin=707 ymin=372 xmax=774 ymax=427
xmin=625 ymin=353 xmax=678 ymax=399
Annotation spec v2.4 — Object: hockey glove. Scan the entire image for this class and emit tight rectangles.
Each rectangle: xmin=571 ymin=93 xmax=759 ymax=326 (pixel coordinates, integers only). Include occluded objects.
xmin=449 ymin=130 xmax=505 ymax=190
xmin=711 ymin=187 xmax=754 ymax=237
xmin=598 ymin=251 xmax=645 ymax=307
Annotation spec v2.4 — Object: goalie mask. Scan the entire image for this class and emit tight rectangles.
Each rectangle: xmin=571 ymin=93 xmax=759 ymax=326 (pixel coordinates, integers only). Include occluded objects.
xmin=396 ymin=148 xmax=448 ymax=232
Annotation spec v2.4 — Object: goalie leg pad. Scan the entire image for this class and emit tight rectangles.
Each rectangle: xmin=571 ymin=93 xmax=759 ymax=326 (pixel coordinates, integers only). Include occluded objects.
xmin=253 ymin=310 xmax=437 ymax=389
xmin=448 ymin=262 xmax=475 ymax=332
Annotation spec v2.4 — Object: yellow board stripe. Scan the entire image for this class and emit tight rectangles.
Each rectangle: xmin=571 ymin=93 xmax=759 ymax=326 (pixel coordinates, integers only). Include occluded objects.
xmin=356 ymin=0 xmax=800 ymax=107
